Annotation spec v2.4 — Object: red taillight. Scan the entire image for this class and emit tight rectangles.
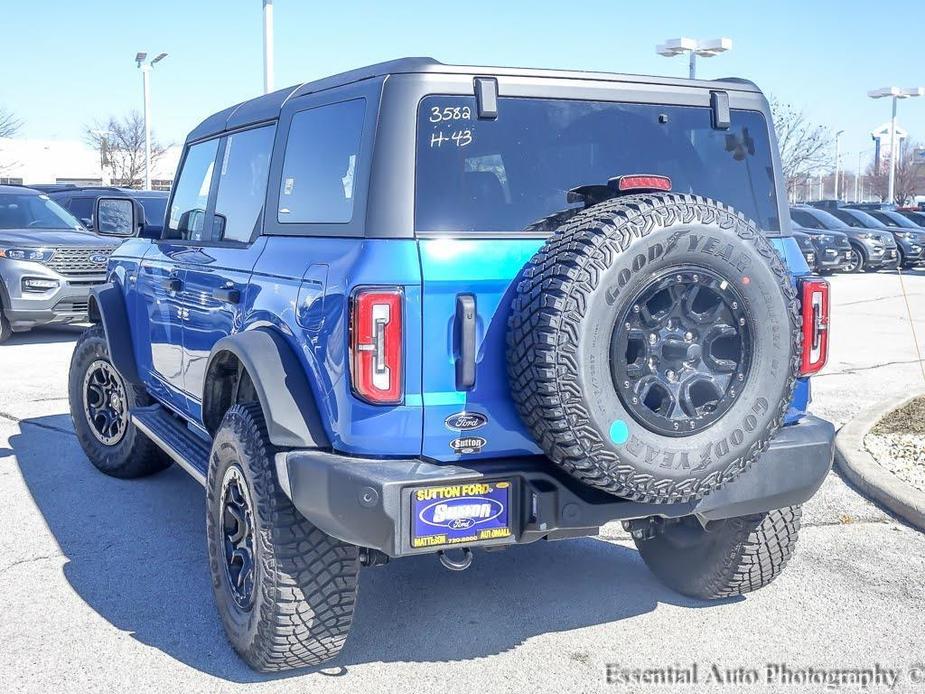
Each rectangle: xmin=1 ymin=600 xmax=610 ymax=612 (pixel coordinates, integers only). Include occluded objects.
xmin=350 ymin=287 xmax=403 ymax=404
xmin=616 ymin=175 xmax=672 ymax=192
xmin=799 ymin=278 xmax=830 ymax=376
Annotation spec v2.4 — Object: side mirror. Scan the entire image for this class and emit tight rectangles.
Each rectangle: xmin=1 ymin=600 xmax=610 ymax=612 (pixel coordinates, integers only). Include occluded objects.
xmin=95 ymin=197 xmax=136 ymax=237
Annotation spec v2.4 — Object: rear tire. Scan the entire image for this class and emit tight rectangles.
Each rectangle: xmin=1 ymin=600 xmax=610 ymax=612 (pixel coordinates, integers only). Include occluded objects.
xmin=68 ymin=325 xmax=171 ymax=478
xmin=634 ymin=505 xmax=802 ymax=599
xmin=206 ymin=403 xmax=360 ymax=672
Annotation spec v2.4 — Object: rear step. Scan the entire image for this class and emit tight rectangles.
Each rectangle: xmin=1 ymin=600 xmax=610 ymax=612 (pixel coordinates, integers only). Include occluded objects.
xmin=132 ymin=405 xmax=210 ymax=486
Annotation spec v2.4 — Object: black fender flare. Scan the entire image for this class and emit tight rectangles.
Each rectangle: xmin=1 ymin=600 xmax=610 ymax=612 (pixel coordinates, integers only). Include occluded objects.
xmin=203 ymin=330 xmax=330 ymax=449
xmin=89 ymin=283 xmax=143 ymax=385
xmin=848 ymin=240 xmax=869 ymax=261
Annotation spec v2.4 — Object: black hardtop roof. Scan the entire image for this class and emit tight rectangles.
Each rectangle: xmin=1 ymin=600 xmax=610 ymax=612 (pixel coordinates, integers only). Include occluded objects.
xmin=187 ymin=57 xmax=761 ymax=143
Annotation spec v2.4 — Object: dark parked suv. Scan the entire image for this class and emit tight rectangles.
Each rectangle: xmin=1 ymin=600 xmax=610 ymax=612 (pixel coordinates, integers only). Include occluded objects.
xmin=68 ymin=58 xmax=835 ymax=671
xmin=791 ymin=222 xmax=851 ymax=273
xmin=47 ymin=186 xmax=167 ymax=239
xmin=790 ymin=206 xmax=898 ymax=272
xmin=830 ymin=207 xmax=921 ymax=269
xmin=864 ymin=210 xmax=925 ymax=268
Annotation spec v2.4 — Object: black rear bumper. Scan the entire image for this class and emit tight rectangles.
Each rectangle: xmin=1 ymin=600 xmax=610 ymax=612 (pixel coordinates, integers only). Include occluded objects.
xmin=275 ymin=415 xmax=834 ymax=558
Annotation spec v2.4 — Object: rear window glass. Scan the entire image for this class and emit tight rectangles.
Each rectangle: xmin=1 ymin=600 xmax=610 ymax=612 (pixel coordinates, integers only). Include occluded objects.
xmin=415 ymin=96 xmax=779 ymax=233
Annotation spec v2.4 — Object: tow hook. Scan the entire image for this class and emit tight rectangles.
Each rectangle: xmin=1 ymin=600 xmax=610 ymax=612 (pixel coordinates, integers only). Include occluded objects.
xmin=623 ymin=517 xmax=662 ymax=541
xmin=359 ymin=547 xmax=390 ymax=568
xmin=437 ymin=548 xmax=473 ymax=571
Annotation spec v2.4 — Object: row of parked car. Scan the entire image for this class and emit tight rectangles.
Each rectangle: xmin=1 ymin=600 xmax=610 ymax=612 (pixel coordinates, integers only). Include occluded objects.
xmin=790 ymin=202 xmax=925 ymax=274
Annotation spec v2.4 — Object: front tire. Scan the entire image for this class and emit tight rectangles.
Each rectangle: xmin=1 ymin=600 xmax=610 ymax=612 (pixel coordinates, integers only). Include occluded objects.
xmin=68 ymin=325 xmax=171 ymax=478
xmin=0 ymin=312 xmax=10 ymax=344
xmin=844 ymin=247 xmax=864 ymax=273
xmin=206 ymin=403 xmax=360 ymax=672
xmin=634 ymin=505 xmax=802 ymax=599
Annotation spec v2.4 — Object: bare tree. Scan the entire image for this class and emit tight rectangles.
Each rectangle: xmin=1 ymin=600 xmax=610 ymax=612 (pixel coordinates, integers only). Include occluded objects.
xmin=0 ymin=106 xmax=23 ymax=175
xmin=866 ymin=141 xmax=920 ymax=204
xmin=769 ymin=97 xmax=831 ymax=197
xmin=84 ymin=111 xmax=167 ymax=188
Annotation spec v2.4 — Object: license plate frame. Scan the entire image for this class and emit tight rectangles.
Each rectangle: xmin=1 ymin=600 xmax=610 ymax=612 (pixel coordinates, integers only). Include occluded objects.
xmin=409 ymin=480 xmax=513 ymax=550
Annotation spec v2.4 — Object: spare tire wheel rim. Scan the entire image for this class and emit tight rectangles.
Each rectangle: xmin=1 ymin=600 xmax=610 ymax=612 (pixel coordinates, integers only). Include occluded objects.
xmin=611 ymin=266 xmax=753 ymax=437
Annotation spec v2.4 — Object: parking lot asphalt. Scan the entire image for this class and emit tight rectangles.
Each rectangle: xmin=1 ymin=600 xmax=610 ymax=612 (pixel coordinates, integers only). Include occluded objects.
xmin=2 ymin=271 xmax=925 ymax=693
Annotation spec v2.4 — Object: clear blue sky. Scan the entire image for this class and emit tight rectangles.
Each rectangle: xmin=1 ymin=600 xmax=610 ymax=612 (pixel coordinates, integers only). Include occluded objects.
xmin=2 ymin=0 xmax=923 ymax=164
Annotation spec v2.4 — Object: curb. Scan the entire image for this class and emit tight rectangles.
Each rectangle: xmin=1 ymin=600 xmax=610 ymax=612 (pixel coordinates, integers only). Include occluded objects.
xmin=835 ymin=391 xmax=925 ymax=532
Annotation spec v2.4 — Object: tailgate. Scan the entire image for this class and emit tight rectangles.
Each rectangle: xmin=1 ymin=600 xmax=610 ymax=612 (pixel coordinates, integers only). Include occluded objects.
xmin=418 ymin=238 xmax=545 ymax=461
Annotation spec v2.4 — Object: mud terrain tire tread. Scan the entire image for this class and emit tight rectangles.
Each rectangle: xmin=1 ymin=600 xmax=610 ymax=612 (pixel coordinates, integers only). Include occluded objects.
xmin=635 ymin=505 xmax=803 ymax=599
xmin=68 ymin=325 xmax=171 ymax=478
xmin=206 ymin=403 xmax=360 ymax=672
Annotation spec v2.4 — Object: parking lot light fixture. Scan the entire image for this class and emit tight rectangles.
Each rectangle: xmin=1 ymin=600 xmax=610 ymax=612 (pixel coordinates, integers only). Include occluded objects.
xmin=135 ymin=51 xmax=169 ymax=190
xmin=656 ymin=37 xmax=732 ymax=79
xmin=868 ymin=87 xmax=924 ymax=203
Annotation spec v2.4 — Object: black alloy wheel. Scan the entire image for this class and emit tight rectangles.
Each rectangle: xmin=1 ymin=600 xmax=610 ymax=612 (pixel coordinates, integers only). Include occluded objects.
xmin=611 ymin=267 xmax=752 ymax=437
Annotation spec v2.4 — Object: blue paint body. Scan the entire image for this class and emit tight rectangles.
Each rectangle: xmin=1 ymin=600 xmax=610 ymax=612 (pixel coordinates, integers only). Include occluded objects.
xmin=112 ymin=232 xmax=811 ymax=461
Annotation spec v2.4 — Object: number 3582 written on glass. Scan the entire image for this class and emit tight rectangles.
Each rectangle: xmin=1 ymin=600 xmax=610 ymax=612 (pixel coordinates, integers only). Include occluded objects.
xmin=429 ymin=105 xmax=471 ymax=122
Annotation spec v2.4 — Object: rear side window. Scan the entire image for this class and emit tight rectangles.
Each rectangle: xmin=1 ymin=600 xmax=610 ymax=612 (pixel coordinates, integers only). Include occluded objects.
xmin=791 ymin=209 xmax=823 ymax=229
xmin=213 ymin=124 xmax=275 ymax=242
xmin=68 ymin=197 xmax=95 ymax=223
xmin=415 ymin=96 xmax=780 ymax=233
xmin=278 ymin=99 xmax=365 ymax=224
xmin=167 ymin=139 xmax=219 ymax=240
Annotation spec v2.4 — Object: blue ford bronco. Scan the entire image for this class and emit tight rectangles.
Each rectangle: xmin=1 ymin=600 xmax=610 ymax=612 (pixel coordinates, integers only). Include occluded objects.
xmin=68 ymin=58 xmax=835 ymax=671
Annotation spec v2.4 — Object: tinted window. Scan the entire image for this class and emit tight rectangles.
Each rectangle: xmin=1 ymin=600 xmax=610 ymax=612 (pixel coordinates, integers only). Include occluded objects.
xmin=415 ymin=97 xmax=780 ymax=233
xmin=832 ymin=209 xmax=885 ymax=229
xmin=68 ymin=197 xmax=95 ymax=223
xmin=791 ymin=209 xmax=823 ymax=229
xmin=138 ymin=197 xmax=168 ymax=228
xmin=167 ymin=139 xmax=219 ymax=240
xmin=875 ymin=211 xmax=917 ymax=228
xmin=0 ymin=193 xmax=84 ymax=230
xmin=213 ymin=125 xmax=275 ymax=242
xmin=278 ymin=99 xmax=365 ymax=224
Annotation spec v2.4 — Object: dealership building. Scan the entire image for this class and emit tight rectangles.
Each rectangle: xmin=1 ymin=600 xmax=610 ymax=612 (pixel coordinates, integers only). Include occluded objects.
xmin=0 ymin=137 xmax=180 ymax=190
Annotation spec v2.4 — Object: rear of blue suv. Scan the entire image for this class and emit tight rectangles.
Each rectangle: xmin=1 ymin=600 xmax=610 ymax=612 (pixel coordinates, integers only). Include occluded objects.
xmin=68 ymin=59 xmax=835 ymax=672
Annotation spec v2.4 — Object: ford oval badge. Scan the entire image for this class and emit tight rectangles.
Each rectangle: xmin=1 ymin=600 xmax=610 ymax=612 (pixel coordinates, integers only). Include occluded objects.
xmin=89 ymin=253 xmax=108 ymax=265
xmin=444 ymin=412 xmax=487 ymax=431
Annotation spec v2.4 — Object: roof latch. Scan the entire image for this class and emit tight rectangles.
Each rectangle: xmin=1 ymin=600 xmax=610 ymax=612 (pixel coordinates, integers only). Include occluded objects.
xmin=474 ymin=77 xmax=498 ymax=119
xmin=710 ymin=90 xmax=731 ymax=130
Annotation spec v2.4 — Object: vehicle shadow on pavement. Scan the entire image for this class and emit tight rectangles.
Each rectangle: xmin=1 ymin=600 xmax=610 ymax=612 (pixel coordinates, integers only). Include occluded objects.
xmin=12 ymin=415 xmax=729 ymax=683
xmin=4 ymin=325 xmax=85 ymax=346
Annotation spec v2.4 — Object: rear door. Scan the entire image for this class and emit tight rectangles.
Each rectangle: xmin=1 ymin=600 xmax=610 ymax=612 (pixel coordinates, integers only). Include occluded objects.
xmin=177 ymin=124 xmax=276 ymax=422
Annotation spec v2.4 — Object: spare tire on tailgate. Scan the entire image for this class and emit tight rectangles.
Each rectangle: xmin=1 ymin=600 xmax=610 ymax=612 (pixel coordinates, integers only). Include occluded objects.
xmin=507 ymin=193 xmax=800 ymax=504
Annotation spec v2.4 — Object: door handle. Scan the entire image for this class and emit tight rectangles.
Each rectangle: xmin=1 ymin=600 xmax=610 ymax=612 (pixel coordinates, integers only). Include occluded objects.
xmin=455 ymin=294 xmax=477 ymax=390
xmin=213 ymin=286 xmax=241 ymax=304
xmin=162 ymin=276 xmax=183 ymax=292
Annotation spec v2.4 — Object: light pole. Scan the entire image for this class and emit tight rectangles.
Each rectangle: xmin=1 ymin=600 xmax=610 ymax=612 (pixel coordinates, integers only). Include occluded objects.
xmin=833 ymin=130 xmax=844 ymax=200
xmin=262 ymin=0 xmax=274 ymax=93
xmin=856 ymin=150 xmax=863 ymax=203
xmin=135 ymin=51 xmax=168 ymax=190
xmin=868 ymin=86 xmax=924 ymax=203
xmin=656 ymin=37 xmax=732 ymax=79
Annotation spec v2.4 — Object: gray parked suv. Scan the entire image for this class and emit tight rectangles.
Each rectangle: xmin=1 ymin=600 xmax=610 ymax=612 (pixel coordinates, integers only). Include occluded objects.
xmin=0 ymin=186 xmax=121 ymax=342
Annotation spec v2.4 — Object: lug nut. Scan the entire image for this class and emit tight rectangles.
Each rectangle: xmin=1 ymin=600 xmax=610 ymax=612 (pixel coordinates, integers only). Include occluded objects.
xmin=684 ymin=331 xmax=693 ymax=342
xmin=633 ymin=305 xmax=640 ymax=313
xmin=666 ymin=369 xmax=676 ymax=382
xmin=739 ymin=317 xmax=746 ymax=326
xmin=648 ymin=333 xmax=658 ymax=344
